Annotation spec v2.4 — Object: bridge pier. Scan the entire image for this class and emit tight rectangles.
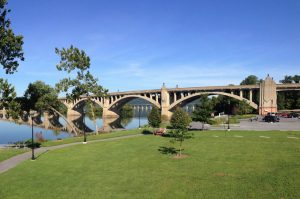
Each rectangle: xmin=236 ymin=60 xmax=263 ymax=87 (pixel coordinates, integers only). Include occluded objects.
xmin=161 ymin=84 xmax=172 ymax=120
xmin=102 ymin=98 xmax=119 ymax=118
xmin=43 ymin=111 xmax=50 ymax=129
xmin=259 ymin=75 xmax=277 ymax=115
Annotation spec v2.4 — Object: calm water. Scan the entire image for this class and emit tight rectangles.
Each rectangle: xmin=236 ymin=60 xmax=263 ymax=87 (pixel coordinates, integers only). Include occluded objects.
xmin=0 ymin=109 xmax=149 ymax=144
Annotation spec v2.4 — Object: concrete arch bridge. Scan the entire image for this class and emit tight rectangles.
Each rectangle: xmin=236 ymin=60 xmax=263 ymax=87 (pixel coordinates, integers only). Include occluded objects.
xmin=59 ymin=75 xmax=300 ymax=122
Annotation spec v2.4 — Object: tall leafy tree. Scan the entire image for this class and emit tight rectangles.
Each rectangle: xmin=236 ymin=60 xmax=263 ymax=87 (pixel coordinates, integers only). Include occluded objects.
xmin=0 ymin=0 xmax=24 ymax=74
xmin=240 ymin=75 xmax=260 ymax=104
xmin=240 ymin=75 xmax=260 ymax=85
xmin=235 ymin=100 xmax=253 ymax=115
xmin=280 ymin=75 xmax=294 ymax=84
xmin=148 ymin=106 xmax=161 ymax=128
xmin=55 ymin=45 xmax=107 ymax=133
xmin=192 ymin=95 xmax=213 ymax=130
xmin=169 ymin=107 xmax=192 ymax=157
xmin=0 ymin=78 xmax=20 ymax=119
xmin=278 ymin=75 xmax=300 ymax=109
xmin=24 ymin=81 xmax=60 ymax=112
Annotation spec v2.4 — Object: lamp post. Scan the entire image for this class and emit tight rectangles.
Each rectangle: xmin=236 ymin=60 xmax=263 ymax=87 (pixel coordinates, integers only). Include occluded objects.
xmin=83 ymin=109 xmax=87 ymax=144
xmin=30 ymin=111 xmax=36 ymax=160
xmin=138 ymin=105 xmax=141 ymax=129
xmin=227 ymin=100 xmax=231 ymax=131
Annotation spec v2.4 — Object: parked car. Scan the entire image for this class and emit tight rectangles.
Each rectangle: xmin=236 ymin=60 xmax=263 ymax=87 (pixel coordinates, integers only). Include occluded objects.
xmin=288 ymin=112 xmax=299 ymax=118
xmin=277 ymin=112 xmax=289 ymax=118
xmin=263 ymin=115 xmax=280 ymax=123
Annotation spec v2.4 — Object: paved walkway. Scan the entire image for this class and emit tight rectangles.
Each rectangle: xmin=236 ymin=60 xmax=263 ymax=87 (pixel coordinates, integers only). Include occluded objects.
xmin=0 ymin=134 xmax=142 ymax=174
xmin=211 ymin=117 xmax=300 ymax=131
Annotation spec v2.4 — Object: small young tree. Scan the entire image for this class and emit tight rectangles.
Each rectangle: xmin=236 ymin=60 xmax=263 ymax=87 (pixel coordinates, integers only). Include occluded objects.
xmin=148 ymin=106 xmax=161 ymax=128
xmin=192 ymin=95 xmax=213 ymax=130
xmin=169 ymin=107 xmax=192 ymax=157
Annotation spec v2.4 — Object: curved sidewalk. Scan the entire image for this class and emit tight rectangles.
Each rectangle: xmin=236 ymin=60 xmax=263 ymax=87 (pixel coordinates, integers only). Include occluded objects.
xmin=0 ymin=134 xmax=142 ymax=174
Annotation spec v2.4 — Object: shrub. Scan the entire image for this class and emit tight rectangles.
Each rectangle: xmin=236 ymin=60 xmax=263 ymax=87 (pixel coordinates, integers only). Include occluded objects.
xmin=148 ymin=107 xmax=161 ymax=128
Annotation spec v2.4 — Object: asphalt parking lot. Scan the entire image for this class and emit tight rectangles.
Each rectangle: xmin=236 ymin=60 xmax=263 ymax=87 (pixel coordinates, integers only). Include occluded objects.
xmin=212 ymin=117 xmax=300 ymax=131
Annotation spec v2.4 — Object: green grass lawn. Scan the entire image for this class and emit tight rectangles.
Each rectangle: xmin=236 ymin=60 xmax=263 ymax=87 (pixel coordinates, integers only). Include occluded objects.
xmin=0 ymin=130 xmax=300 ymax=199
xmin=0 ymin=148 xmax=29 ymax=162
xmin=41 ymin=129 xmax=144 ymax=147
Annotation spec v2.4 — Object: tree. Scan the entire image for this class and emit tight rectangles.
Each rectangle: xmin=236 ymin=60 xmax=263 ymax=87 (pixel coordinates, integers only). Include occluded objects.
xmin=148 ymin=106 xmax=161 ymax=128
xmin=278 ymin=75 xmax=300 ymax=109
xmin=55 ymin=45 xmax=107 ymax=133
xmin=120 ymin=104 xmax=133 ymax=119
xmin=24 ymin=81 xmax=60 ymax=113
xmin=280 ymin=75 xmax=294 ymax=84
xmin=235 ymin=100 xmax=253 ymax=115
xmin=240 ymin=75 xmax=260 ymax=85
xmin=0 ymin=0 xmax=24 ymax=74
xmin=169 ymin=107 xmax=192 ymax=157
xmin=0 ymin=78 xmax=20 ymax=120
xmin=192 ymin=95 xmax=213 ymax=130
xmin=240 ymin=75 xmax=260 ymax=104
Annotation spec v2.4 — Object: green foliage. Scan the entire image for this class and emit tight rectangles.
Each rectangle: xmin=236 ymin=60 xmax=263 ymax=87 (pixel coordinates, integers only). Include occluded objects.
xmin=55 ymin=46 xmax=107 ymax=134
xmin=280 ymin=75 xmax=300 ymax=84
xmin=148 ymin=106 xmax=161 ymax=128
xmin=169 ymin=107 xmax=192 ymax=156
xmin=120 ymin=104 xmax=133 ymax=118
xmin=0 ymin=78 xmax=20 ymax=119
xmin=234 ymin=100 xmax=253 ymax=115
xmin=240 ymin=75 xmax=260 ymax=85
xmin=170 ymin=107 xmax=191 ymax=130
xmin=0 ymin=0 xmax=24 ymax=74
xmin=192 ymin=95 xmax=213 ymax=129
xmin=86 ymin=102 xmax=102 ymax=119
xmin=55 ymin=45 xmax=107 ymax=100
xmin=24 ymin=81 xmax=59 ymax=112
xmin=277 ymin=75 xmax=300 ymax=110
xmin=120 ymin=117 xmax=133 ymax=127
xmin=0 ymin=78 xmax=15 ymax=108
xmin=24 ymin=139 xmax=41 ymax=149
xmin=6 ymin=99 xmax=21 ymax=120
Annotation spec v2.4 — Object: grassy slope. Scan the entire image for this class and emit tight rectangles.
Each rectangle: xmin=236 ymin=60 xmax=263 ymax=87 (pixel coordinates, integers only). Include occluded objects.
xmin=0 ymin=148 xmax=29 ymax=162
xmin=0 ymin=130 xmax=300 ymax=199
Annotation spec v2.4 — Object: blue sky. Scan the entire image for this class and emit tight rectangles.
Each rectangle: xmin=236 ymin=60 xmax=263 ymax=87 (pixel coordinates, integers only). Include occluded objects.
xmin=1 ymin=0 xmax=300 ymax=95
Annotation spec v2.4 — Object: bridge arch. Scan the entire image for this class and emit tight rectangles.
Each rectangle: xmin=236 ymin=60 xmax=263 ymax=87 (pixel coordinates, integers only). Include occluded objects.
xmin=108 ymin=95 xmax=161 ymax=110
xmin=68 ymin=98 xmax=104 ymax=111
xmin=169 ymin=92 xmax=258 ymax=110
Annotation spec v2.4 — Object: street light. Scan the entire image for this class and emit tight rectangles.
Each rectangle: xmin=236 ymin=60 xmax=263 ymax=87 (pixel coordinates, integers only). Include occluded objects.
xmin=83 ymin=109 xmax=87 ymax=144
xmin=138 ymin=105 xmax=141 ymax=129
xmin=227 ymin=100 xmax=231 ymax=131
xmin=29 ymin=110 xmax=37 ymax=160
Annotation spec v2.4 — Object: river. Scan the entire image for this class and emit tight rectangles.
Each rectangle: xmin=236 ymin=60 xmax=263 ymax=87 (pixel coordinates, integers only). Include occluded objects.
xmin=0 ymin=109 xmax=150 ymax=144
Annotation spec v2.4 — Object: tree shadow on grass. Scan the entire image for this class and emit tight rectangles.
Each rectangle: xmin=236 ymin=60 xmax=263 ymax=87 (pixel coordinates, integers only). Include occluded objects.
xmin=158 ymin=146 xmax=178 ymax=155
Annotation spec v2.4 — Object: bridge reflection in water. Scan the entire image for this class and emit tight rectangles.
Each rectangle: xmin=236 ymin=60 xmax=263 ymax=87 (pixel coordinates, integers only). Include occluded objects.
xmin=0 ymin=105 xmax=152 ymax=143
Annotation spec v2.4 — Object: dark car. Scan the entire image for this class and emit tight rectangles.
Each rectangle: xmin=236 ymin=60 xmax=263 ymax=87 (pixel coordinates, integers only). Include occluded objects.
xmin=263 ymin=115 xmax=280 ymax=123
xmin=288 ymin=112 xmax=299 ymax=118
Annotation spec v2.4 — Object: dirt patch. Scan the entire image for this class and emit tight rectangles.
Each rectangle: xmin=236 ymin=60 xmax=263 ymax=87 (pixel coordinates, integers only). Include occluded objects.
xmin=172 ymin=154 xmax=189 ymax=159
